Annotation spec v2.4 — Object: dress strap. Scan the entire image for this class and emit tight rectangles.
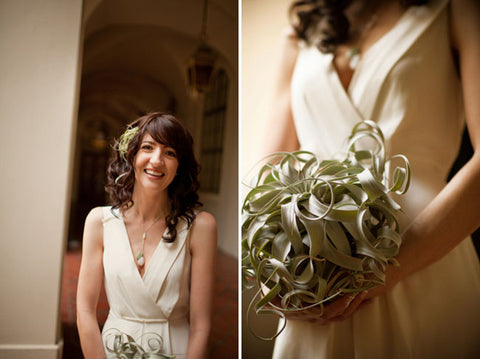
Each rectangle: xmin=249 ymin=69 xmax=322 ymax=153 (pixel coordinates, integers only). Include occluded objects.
xmin=102 ymin=206 xmax=119 ymax=224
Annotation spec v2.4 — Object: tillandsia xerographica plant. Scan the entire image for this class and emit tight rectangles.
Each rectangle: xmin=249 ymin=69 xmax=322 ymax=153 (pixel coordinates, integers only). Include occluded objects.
xmin=117 ymin=126 xmax=139 ymax=160
xmin=242 ymin=120 xmax=410 ymax=338
xmin=104 ymin=328 xmax=176 ymax=358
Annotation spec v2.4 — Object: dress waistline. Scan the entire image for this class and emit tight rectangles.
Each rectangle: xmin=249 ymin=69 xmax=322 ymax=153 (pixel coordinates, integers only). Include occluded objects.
xmin=109 ymin=311 xmax=186 ymax=324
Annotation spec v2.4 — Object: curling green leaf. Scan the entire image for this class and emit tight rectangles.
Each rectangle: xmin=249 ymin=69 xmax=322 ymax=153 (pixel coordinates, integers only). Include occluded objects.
xmin=241 ymin=120 xmax=411 ymax=340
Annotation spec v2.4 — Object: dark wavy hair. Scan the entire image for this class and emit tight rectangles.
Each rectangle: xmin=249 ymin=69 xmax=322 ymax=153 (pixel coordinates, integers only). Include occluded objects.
xmin=289 ymin=0 xmax=428 ymax=53
xmin=105 ymin=112 xmax=201 ymax=242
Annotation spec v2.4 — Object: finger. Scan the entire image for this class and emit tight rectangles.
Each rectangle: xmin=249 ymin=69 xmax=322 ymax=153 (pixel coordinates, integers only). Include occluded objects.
xmin=300 ymin=307 xmax=324 ymax=321
xmin=335 ymin=291 xmax=369 ymax=321
xmin=322 ymin=293 xmax=358 ymax=320
xmin=283 ymin=304 xmax=328 ymax=324
xmin=284 ymin=306 xmax=322 ymax=321
xmin=359 ymin=298 xmax=373 ymax=308
xmin=286 ymin=313 xmax=328 ymax=325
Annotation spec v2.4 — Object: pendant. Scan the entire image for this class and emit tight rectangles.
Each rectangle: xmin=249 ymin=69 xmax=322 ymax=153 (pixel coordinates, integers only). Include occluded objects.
xmin=136 ymin=251 xmax=145 ymax=267
xmin=346 ymin=47 xmax=360 ymax=70
xmin=135 ymin=232 xmax=147 ymax=267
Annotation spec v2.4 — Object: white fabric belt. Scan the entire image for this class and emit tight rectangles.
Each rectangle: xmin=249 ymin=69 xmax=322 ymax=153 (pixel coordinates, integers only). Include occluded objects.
xmin=110 ymin=311 xmax=185 ymax=324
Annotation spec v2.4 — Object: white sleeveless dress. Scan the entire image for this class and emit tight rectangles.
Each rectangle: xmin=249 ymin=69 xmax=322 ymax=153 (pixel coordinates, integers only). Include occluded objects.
xmin=272 ymin=0 xmax=480 ymax=358
xmin=101 ymin=207 xmax=191 ymax=358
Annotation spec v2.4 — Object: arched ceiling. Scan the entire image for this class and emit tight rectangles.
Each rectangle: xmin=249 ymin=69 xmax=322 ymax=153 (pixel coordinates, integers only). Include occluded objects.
xmin=81 ymin=0 xmax=237 ymax=123
xmin=82 ymin=25 xmax=189 ymax=96
xmin=83 ymin=0 xmax=237 ymax=67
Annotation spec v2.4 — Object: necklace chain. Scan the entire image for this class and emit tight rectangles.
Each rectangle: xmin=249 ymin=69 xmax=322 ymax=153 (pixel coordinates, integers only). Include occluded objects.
xmin=142 ymin=215 xmax=164 ymax=240
xmin=135 ymin=213 xmax=165 ymax=267
xmin=345 ymin=8 xmax=379 ymax=70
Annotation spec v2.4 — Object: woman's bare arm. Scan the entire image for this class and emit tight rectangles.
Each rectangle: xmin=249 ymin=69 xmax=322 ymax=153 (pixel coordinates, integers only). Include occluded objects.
xmin=356 ymin=0 xmax=480 ymax=304
xmin=76 ymin=207 xmax=106 ymax=358
xmin=372 ymin=0 xmax=480 ymax=290
xmin=262 ymin=28 xmax=301 ymax=155
xmin=186 ymin=212 xmax=217 ymax=359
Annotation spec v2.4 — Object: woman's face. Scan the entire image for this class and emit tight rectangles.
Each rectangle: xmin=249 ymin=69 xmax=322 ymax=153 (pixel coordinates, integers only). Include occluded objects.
xmin=133 ymin=132 xmax=179 ymax=193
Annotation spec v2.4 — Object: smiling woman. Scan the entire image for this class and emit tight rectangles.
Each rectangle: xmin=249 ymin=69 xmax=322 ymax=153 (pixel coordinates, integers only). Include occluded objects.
xmin=76 ymin=112 xmax=217 ymax=359
xmin=106 ymin=113 xmax=201 ymax=243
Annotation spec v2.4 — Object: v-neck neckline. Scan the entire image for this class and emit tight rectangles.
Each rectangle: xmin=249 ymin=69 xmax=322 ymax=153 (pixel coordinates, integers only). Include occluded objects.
xmin=118 ymin=211 xmax=168 ymax=280
xmin=326 ymin=5 xmax=414 ymax=94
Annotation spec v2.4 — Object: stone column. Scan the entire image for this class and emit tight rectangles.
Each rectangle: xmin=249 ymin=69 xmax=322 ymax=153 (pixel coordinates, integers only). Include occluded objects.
xmin=0 ymin=0 xmax=83 ymax=358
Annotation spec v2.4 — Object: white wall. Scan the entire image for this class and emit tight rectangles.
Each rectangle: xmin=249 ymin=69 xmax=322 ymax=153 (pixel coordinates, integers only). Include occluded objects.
xmin=241 ymin=0 xmax=291 ymax=178
xmin=0 ymin=0 xmax=83 ymax=357
xmin=241 ymin=0 xmax=291 ymax=357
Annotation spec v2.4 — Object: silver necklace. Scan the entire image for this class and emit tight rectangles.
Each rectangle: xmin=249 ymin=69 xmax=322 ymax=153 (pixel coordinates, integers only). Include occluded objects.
xmin=345 ymin=12 xmax=378 ymax=70
xmin=135 ymin=214 xmax=164 ymax=267
xmin=346 ymin=47 xmax=361 ymax=69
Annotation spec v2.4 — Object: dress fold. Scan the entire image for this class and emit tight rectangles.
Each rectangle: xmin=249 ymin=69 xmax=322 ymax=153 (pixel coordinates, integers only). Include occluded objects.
xmin=101 ymin=207 xmax=191 ymax=358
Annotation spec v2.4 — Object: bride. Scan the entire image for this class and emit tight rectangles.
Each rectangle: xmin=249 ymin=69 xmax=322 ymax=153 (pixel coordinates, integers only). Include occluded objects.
xmin=76 ymin=113 xmax=217 ymax=359
xmin=259 ymin=0 xmax=480 ymax=357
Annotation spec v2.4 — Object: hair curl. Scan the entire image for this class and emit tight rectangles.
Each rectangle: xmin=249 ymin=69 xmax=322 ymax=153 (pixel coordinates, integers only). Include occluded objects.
xmin=289 ymin=0 xmax=428 ymax=53
xmin=105 ymin=112 xmax=202 ymax=242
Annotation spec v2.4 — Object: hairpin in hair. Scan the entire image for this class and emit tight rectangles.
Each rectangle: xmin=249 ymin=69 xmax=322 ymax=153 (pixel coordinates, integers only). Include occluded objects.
xmin=114 ymin=172 xmax=129 ymax=185
xmin=118 ymin=126 xmax=139 ymax=160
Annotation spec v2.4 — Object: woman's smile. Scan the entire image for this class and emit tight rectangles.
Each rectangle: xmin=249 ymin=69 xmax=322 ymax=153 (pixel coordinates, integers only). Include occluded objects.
xmin=144 ymin=168 xmax=165 ymax=178
xmin=134 ymin=133 xmax=178 ymax=189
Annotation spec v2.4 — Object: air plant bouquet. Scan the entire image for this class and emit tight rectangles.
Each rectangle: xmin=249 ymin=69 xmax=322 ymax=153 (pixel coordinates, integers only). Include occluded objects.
xmin=242 ymin=121 xmax=410 ymax=337
xmin=104 ymin=329 xmax=176 ymax=359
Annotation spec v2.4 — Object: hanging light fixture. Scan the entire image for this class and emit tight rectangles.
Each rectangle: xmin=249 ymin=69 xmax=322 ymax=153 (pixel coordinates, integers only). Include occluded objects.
xmin=187 ymin=0 xmax=217 ymax=95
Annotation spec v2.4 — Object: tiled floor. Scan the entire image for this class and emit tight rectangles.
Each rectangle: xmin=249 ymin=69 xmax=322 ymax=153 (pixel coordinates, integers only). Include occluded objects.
xmin=61 ymin=247 xmax=238 ymax=358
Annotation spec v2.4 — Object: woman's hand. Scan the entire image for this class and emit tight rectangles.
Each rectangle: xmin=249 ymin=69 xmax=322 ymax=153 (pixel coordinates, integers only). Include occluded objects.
xmin=268 ymin=263 xmax=404 ymax=324
xmin=281 ymin=291 xmax=370 ymax=325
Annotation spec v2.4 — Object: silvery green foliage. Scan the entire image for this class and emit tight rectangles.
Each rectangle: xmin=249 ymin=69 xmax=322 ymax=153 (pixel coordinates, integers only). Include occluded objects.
xmin=242 ymin=121 xmax=410 ymax=338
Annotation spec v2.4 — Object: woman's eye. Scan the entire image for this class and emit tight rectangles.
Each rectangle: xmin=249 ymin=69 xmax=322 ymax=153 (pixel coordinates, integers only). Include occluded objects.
xmin=141 ymin=144 xmax=153 ymax=150
xmin=166 ymin=149 xmax=177 ymax=157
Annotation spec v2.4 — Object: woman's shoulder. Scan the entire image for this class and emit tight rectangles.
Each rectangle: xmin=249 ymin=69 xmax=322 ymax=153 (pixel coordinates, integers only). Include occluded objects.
xmin=82 ymin=207 xmax=105 ymax=248
xmin=86 ymin=206 xmax=104 ymax=222
xmin=192 ymin=211 xmax=217 ymax=231
xmin=85 ymin=206 xmax=112 ymax=229
xmin=280 ymin=26 xmax=302 ymax=53
xmin=273 ymin=26 xmax=303 ymax=88
xmin=189 ymin=211 xmax=217 ymax=249
xmin=450 ymin=0 xmax=480 ymax=50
